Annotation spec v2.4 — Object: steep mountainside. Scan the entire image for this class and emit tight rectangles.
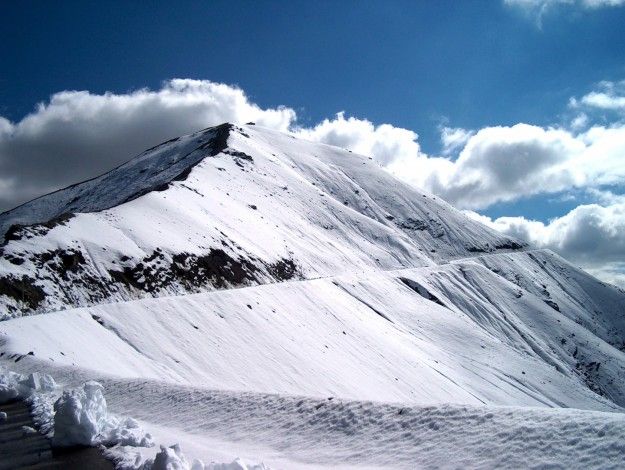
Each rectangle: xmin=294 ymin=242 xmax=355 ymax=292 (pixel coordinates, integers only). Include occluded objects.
xmin=1 ymin=123 xmax=624 ymax=469
xmin=0 ymin=123 xmax=524 ymax=317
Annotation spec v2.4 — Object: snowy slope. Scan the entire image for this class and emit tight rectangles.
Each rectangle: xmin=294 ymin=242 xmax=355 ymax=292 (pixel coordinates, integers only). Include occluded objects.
xmin=3 ymin=249 xmax=625 ymax=467
xmin=0 ymin=123 xmax=624 ymax=468
xmin=2 ymin=249 xmax=624 ymax=410
xmin=0 ymin=123 xmax=524 ymax=317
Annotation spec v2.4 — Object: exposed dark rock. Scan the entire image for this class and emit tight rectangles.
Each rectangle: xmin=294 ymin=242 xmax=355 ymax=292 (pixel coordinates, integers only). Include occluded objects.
xmin=224 ymin=149 xmax=254 ymax=162
xmin=268 ymin=258 xmax=301 ymax=281
xmin=0 ymin=275 xmax=45 ymax=310
xmin=171 ymin=249 xmax=260 ymax=289
xmin=544 ymin=299 xmax=560 ymax=312
xmin=3 ymin=224 xmax=29 ymax=244
xmin=41 ymin=213 xmax=75 ymax=231
xmin=495 ymin=240 xmax=526 ymax=250
xmin=399 ymin=218 xmax=428 ymax=231
xmin=466 ymin=245 xmax=490 ymax=253
xmin=5 ymin=254 xmax=25 ymax=265
xmin=3 ymin=213 xmax=76 ymax=246
xmin=28 ymin=249 xmax=87 ymax=281
xmin=399 ymin=277 xmax=447 ymax=308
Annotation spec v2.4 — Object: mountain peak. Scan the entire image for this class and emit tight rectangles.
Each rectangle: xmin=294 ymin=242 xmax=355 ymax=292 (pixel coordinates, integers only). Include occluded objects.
xmin=0 ymin=123 xmax=245 ymax=239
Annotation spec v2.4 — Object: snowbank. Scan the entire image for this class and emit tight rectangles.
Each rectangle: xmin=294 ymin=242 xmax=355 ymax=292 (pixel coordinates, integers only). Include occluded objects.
xmin=52 ymin=380 xmax=153 ymax=448
xmin=0 ymin=368 xmax=253 ymax=469
xmin=0 ymin=368 xmax=56 ymax=403
xmin=104 ymin=444 xmax=269 ymax=470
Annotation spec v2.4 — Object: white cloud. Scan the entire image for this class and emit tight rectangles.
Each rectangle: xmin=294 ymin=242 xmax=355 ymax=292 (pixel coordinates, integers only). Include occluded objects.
xmin=570 ymin=113 xmax=589 ymax=130
xmin=302 ymin=116 xmax=625 ymax=210
xmin=504 ymin=0 xmax=625 ymax=26
xmin=295 ymin=112 xmax=423 ymax=166
xmin=571 ymin=80 xmax=625 ymax=111
xmin=582 ymin=0 xmax=625 ymax=7
xmin=505 ymin=0 xmax=625 ymax=10
xmin=0 ymin=79 xmax=295 ymax=211
xmin=294 ymin=109 xmax=625 ymax=210
xmin=440 ymin=127 xmax=474 ymax=155
xmin=465 ymin=200 xmax=625 ymax=288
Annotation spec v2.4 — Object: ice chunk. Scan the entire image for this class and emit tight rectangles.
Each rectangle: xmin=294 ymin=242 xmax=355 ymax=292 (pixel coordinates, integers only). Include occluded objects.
xmin=21 ymin=425 xmax=37 ymax=436
xmin=51 ymin=380 xmax=154 ymax=448
xmin=52 ymin=380 xmax=108 ymax=447
xmin=152 ymin=444 xmax=189 ymax=470
xmin=19 ymin=372 xmax=57 ymax=393
xmin=0 ymin=372 xmax=19 ymax=403
xmin=108 ymin=417 xmax=154 ymax=447
xmin=0 ymin=369 xmax=56 ymax=404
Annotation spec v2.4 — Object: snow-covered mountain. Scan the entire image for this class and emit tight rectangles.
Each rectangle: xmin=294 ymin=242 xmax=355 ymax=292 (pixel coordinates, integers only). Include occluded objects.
xmin=0 ymin=123 xmax=524 ymax=317
xmin=1 ymin=123 xmax=625 ymax=469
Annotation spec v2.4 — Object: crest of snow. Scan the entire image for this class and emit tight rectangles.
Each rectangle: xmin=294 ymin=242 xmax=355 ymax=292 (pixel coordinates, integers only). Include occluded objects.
xmin=52 ymin=380 xmax=153 ymax=448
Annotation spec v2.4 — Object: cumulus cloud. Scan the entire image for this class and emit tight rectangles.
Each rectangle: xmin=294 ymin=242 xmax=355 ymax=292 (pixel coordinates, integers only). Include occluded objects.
xmin=425 ymin=124 xmax=588 ymax=209
xmin=0 ymin=79 xmax=295 ymax=211
xmin=570 ymin=80 xmax=625 ymax=111
xmin=465 ymin=200 xmax=625 ymax=287
xmin=295 ymin=112 xmax=423 ymax=166
xmin=300 ymin=115 xmax=625 ymax=210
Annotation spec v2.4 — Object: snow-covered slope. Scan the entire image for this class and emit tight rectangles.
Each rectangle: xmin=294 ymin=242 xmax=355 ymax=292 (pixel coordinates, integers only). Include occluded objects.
xmin=1 ymin=123 xmax=624 ymax=468
xmin=0 ymin=123 xmax=524 ymax=316
xmin=2 ymin=249 xmax=624 ymax=410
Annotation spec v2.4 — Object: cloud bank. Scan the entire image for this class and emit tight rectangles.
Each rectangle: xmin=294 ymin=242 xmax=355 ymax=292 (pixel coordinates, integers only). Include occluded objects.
xmin=465 ymin=198 xmax=625 ymax=288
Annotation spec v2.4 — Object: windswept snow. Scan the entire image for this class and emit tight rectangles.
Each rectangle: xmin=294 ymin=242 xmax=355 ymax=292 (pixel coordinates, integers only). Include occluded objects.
xmin=0 ymin=123 xmax=624 ymax=468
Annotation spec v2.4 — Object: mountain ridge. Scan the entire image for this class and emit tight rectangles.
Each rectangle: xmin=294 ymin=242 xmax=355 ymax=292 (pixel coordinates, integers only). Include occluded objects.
xmin=0 ymin=123 xmax=526 ymax=317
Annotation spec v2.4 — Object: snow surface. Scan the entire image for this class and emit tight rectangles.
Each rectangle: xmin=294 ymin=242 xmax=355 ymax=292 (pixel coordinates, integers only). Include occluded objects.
xmin=0 ymin=123 xmax=624 ymax=468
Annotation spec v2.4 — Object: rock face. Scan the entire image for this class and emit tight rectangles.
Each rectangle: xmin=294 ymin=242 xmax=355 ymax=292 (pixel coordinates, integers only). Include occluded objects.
xmin=0 ymin=123 xmax=526 ymax=316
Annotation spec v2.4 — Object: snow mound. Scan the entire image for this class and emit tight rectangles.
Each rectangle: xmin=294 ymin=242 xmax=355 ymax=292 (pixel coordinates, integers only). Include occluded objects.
xmin=206 ymin=458 xmax=269 ymax=470
xmin=105 ymin=444 xmax=269 ymax=470
xmin=0 ymin=368 xmax=56 ymax=403
xmin=151 ymin=444 xmax=191 ymax=470
xmin=52 ymin=380 xmax=153 ymax=448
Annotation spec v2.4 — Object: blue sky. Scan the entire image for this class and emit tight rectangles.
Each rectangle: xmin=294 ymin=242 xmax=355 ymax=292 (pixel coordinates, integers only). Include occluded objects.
xmin=2 ymin=0 xmax=625 ymax=153
xmin=1 ymin=0 xmax=625 ymax=285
